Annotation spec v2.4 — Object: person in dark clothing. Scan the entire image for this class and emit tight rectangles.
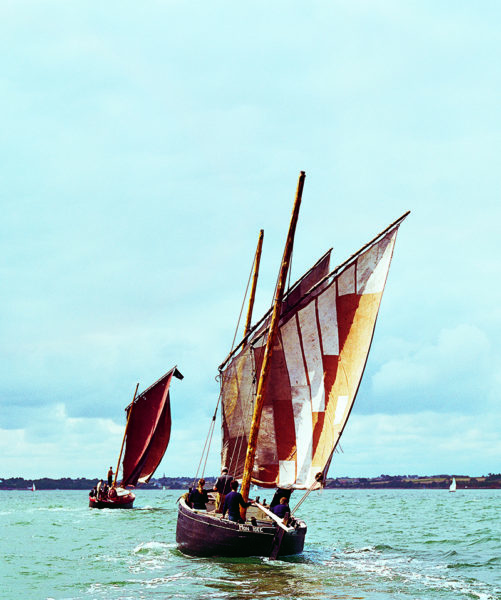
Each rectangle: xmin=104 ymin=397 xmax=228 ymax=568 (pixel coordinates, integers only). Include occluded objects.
xmin=213 ymin=467 xmax=233 ymax=513
xmin=270 ymin=487 xmax=293 ymax=509
xmin=221 ymin=480 xmax=253 ymax=523
xmin=107 ymin=467 xmax=113 ymax=486
xmin=189 ymin=478 xmax=209 ymax=510
xmin=271 ymin=497 xmax=290 ymax=520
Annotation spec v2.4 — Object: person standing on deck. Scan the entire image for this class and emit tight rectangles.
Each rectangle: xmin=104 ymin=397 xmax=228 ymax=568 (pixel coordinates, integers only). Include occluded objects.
xmin=221 ymin=480 xmax=253 ymax=523
xmin=189 ymin=479 xmax=209 ymax=510
xmin=213 ymin=467 xmax=233 ymax=513
xmin=107 ymin=467 xmax=113 ymax=487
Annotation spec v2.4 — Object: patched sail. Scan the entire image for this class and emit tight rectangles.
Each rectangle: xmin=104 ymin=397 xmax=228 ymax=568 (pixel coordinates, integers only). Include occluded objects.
xmin=219 ymin=215 xmax=407 ymax=490
xmin=121 ymin=367 xmax=183 ymax=487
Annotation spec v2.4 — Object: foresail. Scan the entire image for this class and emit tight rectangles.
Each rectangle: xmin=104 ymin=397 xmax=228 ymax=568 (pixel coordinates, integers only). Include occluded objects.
xmin=121 ymin=367 xmax=183 ymax=487
xmin=220 ymin=253 xmax=331 ymax=483
xmin=220 ymin=215 xmax=407 ymax=489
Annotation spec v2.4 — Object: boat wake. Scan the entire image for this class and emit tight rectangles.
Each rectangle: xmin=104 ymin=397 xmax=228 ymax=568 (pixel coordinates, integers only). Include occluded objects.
xmin=322 ymin=545 xmax=500 ymax=600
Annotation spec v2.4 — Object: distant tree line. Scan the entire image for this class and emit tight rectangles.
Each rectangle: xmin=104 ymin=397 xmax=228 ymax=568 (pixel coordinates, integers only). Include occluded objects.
xmin=0 ymin=476 xmax=217 ymax=491
xmin=1 ymin=474 xmax=500 ymax=490
xmin=323 ymin=473 xmax=501 ymax=489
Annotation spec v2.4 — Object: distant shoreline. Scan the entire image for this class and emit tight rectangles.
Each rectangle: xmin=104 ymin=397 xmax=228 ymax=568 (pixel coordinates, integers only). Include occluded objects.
xmin=1 ymin=474 xmax=499 ymax=491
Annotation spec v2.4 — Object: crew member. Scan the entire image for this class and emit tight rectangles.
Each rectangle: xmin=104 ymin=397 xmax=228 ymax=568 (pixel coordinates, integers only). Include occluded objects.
xmin=271 ymin=497 xmax=290 ymax=520
xmin=189 ymin=478 xmax=209 ymax=510
xmin=213 ymin=467 xmax=233 ymax=513
xmin=221 ymin=480 xmax=253 ymax=523
xmin=270 ymin=487 xmax=293 ymax=509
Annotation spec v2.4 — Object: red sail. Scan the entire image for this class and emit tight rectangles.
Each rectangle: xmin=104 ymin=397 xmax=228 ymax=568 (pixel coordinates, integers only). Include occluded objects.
xmin=121 ymin=367 xmax=182 ymax=487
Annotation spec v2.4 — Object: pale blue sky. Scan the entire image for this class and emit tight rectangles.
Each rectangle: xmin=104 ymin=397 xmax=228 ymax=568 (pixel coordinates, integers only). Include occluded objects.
xmin=1 ymin=1 xmax=500 ymax=478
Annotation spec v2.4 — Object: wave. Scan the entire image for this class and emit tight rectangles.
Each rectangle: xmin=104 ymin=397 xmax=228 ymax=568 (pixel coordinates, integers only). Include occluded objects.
xmin=447 ymin=556 xmax=501 ymax=569
xmin=133 ymin=541 xmax=172 ymax=554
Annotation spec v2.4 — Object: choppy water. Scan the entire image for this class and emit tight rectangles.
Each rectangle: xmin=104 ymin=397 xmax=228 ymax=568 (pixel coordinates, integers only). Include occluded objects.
xmin=1 ymin=489 xmax=499 ymax=600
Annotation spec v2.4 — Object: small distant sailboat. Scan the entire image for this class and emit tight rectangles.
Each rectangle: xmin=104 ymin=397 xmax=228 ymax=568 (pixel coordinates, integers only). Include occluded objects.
xmin=89 ymin=366 xmax=183 ymax=509
xmin=449 ymin=477 xmax=457 ymax=492
xmin=31 ymin=482 xmax=36 ymax=492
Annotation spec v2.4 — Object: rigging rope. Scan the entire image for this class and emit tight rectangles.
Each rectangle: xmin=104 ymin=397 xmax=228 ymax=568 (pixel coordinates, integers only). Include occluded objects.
xmin=290 ymin=474 xmax=324 ymax=516
xmin=192 ymin=393 xmax=221 ymax=488
xmin=228 ymin=243 xmax=258 ymax=354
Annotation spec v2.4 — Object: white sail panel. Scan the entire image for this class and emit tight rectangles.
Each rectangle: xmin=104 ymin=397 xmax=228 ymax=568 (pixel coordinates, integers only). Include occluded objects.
xmin=281 ymin=316 xmax=307 ymax=387
xmin=357 ymin=230 xmax=397 ymax=294
xmin=338 ymin=264 xmax=356 ymax=296
xmin=334 ymin=395 xmax=349 ymax=425
xmin=298 ymin=302 xmax=325 ymax=412
xmin=290 ymin=385 xmax=313 ymax=486
xmin=281 ymin=315 xmax=312 ymax=486
xmin=279 ymin=460 xmax=296 ymax=486
xmin=317 ymin=283 xmax=339 ymax=355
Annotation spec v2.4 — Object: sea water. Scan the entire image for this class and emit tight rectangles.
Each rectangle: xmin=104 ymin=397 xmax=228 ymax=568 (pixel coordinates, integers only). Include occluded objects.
xmin=1 ymin=489 xmax=499 ymax=600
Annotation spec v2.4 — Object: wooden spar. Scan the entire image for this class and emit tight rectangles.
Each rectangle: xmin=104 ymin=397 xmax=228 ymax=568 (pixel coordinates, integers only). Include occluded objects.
xmin=243 ymin=229 xmax=264 ymax=338
xmin=254 ymin=501 xmax=293 ymax=532
xmin=240 ymin=171 xmax=305 ymax=504
xmin=113 ymin=382 xmax=139 ymax=487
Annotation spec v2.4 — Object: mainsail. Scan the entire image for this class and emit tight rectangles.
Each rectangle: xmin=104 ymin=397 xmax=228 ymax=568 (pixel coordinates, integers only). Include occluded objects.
xmin=121 ymin=366 xmax=183 ymax=487
xmin=219 ymin=214 xmax=408 ymax=490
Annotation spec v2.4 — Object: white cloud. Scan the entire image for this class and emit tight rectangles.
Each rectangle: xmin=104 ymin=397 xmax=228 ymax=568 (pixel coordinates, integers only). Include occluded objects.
xmin=0 ymin=404 xmax=123 ymax=478
xmin=330 ymin=411 xmax=501 ymax=477
xmin=371 ymin=324 xmax=497 ymax=413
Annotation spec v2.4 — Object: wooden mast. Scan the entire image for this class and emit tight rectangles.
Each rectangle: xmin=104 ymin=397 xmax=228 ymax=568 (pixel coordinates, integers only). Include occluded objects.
xmin=113 ymin=382 xmax=139 ymax=487
xmin=240 ymin=171 xmax=305 ymax=504
xmin=243 ymin=229 xmax=264 ymax=338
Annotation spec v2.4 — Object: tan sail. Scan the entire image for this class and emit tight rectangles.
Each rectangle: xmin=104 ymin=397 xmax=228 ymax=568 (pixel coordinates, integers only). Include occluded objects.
xmin=220 ymin=214 xmax=408 ymax=489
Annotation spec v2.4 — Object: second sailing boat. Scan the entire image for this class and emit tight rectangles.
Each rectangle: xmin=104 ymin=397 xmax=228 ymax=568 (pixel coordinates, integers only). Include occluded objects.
xmin=176 ymin=172 xmax=408 ymax=557
xmin=89 ymin=366 xmax=183 ymax=508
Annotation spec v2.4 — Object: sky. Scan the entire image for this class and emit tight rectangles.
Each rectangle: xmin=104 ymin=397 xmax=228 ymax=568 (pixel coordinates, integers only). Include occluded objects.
xmin=1 ymin=1 xmax=500 ymax=480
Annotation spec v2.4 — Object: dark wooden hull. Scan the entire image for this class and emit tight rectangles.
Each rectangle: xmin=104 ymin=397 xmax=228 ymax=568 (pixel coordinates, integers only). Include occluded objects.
xmin=176 ymin=497 xmax=306 ymax=558
xmin=89 ymin=491 xmax=135 ymax=509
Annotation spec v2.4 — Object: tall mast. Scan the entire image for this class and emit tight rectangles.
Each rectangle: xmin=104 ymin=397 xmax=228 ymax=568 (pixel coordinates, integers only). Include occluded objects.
xmin=240 ymin=171 xmax=305 ymax=503
xmin=113 ymin=382 xmax=139 ymax=487
xmin=243 ymin=229 xmax=264 ymax=338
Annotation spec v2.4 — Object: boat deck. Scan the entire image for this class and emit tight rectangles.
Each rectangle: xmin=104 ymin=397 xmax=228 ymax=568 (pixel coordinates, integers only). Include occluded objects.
xmin=190 ymin=493 xmax=275 ymax=524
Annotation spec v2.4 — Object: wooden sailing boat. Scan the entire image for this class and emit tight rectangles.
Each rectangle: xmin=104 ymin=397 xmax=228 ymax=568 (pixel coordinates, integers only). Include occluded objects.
xmin=89 ymin=366 xmax=183 ymax=509
xmin=176 ymin=172 xmax=409 ymax=557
